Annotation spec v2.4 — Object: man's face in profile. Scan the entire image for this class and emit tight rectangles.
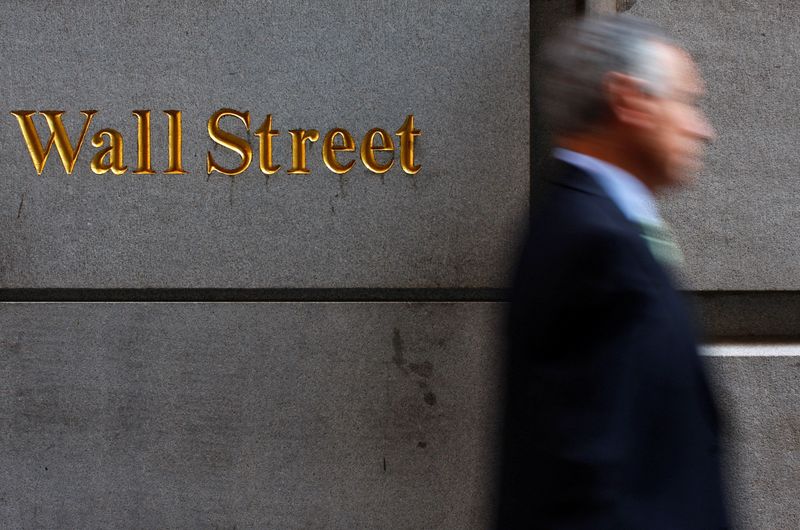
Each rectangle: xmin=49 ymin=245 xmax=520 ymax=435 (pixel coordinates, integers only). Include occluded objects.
xmin=643 ymin=44 xmax=715 ymax=187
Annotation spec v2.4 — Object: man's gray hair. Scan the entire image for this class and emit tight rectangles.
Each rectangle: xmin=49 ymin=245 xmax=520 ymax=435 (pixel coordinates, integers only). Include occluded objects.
xmin=538 ymin=15 xmax=675 ymax=136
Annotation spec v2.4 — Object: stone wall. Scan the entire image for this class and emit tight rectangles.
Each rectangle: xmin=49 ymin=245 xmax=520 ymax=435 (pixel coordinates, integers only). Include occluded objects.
xmin=0 ymin=1 xmax=528 ymax=527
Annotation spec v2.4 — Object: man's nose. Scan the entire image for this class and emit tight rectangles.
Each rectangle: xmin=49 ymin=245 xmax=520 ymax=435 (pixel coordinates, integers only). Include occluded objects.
xmin=695 ymin=112 xmax=716 ymax=144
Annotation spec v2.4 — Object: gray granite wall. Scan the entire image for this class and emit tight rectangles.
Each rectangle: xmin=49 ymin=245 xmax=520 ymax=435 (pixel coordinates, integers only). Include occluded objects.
xmin=0 ymin=2 xmax=530 ymax=527
xmin=0 ymin=0 xmax=529 ymax=289
xmin=0 ymin=303 xmax=504 ymax=528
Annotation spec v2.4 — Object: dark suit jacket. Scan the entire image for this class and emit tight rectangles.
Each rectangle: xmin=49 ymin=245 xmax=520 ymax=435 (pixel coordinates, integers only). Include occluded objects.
xmin=496 ymin=161 xmax=728 ymax=529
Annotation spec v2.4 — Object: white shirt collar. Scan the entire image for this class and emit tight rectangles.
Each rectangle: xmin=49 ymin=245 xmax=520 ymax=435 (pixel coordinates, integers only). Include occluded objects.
xmin=553 ymin=148 xmax=662 ymax=226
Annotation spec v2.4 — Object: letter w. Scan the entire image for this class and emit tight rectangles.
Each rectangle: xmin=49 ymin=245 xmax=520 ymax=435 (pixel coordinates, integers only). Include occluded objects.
xmin=11 ymin=110 xmax=96 ymax=174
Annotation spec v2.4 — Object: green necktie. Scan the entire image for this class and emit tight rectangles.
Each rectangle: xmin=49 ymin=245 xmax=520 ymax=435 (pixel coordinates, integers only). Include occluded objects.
xmin=639 ymin=221 xmax=684 ymax=269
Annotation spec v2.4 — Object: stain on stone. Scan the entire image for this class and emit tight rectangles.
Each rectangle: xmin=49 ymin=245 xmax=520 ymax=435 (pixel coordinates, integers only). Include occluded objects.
xmin=383 ymin=457 xmax=386 ymax=472
xmin=391 ymin=328 xmax=408 ymax=374
xmin=0 ymin=341 xmax=20 ymax=352
xmin=16 ymin=192 xmax=25 ymax=219
xmin=338 ymin=174 xmax=349 ymax=198
xmin=409 ymin=360 xmax=433 ymax=378
xmin=417 ymin=441 xmax=427 ymax=449
xmin=392 ymin=328 xmax=439 ymax=409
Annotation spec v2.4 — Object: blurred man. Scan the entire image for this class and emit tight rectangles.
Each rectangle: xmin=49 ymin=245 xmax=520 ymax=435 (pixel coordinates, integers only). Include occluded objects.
xmin=497 ymin=15 xmax=728 ymax=529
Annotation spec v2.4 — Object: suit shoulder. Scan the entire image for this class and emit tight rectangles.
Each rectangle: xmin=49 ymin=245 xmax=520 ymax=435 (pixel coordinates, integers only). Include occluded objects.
xmin=513 ymin=183 xmax=655 ymax=295
xmin=528 ymin=183 xmax=638 ymax=248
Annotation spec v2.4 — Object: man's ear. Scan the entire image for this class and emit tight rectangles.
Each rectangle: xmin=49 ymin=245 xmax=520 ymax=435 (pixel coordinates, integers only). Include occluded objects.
xmin=604 ymin=71 xmax=657 ymax=129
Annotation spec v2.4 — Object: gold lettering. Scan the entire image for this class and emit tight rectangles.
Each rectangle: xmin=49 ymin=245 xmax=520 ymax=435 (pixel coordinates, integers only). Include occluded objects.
xmin=361 ymin=128 xmax=394 ymax=174
xmin=11 ymin=110 xmax=96 ymax=174
xmin=164 ymin=110 xmax=187 ymax=174
xmin=287 ymin=129 xmax=320 ymax=174
xmin=90 ymin=129 xmax=127 ymax=175
xmin=132 ymin=110 xmax=154 ymax=174
xmin=395 ymin=114 xmax=421 ymax=174
xmin=322 ymin=128 xmax=356 ymax=174
xmin=206 ymin=108 xmax=252 ymax=176
xmin=254 ymin=114 xmax=280 ymax=175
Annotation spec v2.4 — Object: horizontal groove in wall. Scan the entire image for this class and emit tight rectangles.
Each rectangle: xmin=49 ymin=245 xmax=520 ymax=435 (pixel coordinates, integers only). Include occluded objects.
xmin=0 ymin=288 xmax=508 ymax=303
xmin=0 ymin=289 xmax=796 ymax=339
xmin=692 ymin=291 xmax=800 ymax=341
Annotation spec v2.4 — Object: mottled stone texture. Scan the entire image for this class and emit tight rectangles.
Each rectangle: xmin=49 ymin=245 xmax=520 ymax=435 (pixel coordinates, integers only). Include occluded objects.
xmin=0 ymin=303 xmax=504 ymax=528
xmin=1 ymin=302 xmax=797 ymax=528
xmin=629 ymin=1 xmax=800 ymax=289
xmin=0 ymin=0 xmax=529 ymax=288
xmin=705 ymin=354 xmax=800 ymax=530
